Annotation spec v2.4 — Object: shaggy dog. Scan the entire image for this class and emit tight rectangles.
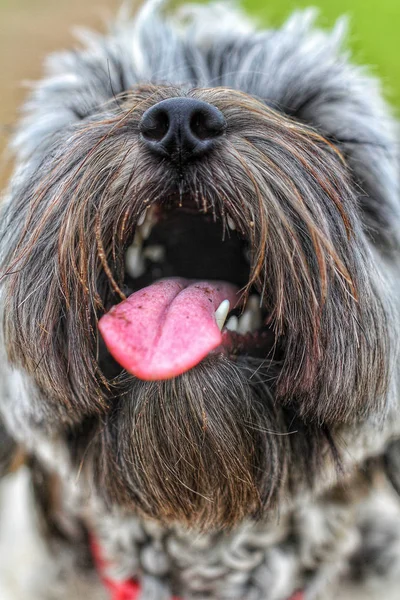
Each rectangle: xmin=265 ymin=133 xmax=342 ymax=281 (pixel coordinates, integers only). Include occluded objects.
xmin=0 ymin=2 xmax=400 ymax=598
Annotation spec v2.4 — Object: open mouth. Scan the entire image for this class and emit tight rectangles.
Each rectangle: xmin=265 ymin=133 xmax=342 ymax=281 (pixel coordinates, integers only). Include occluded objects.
xmin=99 ymin=198 xmax=276 ymax=380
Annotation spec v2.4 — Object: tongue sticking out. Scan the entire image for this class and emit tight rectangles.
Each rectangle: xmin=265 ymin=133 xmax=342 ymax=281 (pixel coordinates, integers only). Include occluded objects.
xmin=99 ymin=278 xmax=239 ymax=380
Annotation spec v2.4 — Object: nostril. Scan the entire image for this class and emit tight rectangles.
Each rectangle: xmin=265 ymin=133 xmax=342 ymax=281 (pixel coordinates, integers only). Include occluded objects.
xmin=140 ymin=98 xmax=226 ymax=162
xmin=140 ymin=109 xmax=170 ymax=142
xmin=190 ymin=109 xmax=226 ymax=141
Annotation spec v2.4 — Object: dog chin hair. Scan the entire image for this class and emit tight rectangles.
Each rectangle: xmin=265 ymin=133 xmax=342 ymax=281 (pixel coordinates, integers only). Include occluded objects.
xmin=0 ymin=0 xmax=399 ymax=544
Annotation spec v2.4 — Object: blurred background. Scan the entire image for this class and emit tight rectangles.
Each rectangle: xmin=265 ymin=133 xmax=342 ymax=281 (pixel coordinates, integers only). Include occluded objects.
xmin=0 ymin=0 xmax=399 ymax=177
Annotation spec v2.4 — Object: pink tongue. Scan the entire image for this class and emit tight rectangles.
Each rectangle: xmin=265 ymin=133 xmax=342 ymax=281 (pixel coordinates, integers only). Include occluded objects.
xmin=99 ymin=278 xmax=239 ymax=380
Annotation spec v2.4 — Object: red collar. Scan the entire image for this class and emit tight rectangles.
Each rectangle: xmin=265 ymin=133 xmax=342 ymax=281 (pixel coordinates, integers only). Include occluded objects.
xmin=91 ymin=537 xmax=304 ymax=600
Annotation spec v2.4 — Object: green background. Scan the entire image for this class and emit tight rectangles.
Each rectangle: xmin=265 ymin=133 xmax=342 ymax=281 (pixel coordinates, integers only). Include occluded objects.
xmin=243 ymin=0 xmax=400 ymax=107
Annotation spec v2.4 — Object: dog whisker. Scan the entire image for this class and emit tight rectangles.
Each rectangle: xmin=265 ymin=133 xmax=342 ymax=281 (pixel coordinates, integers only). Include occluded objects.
xmin=243 ymin=422 xmax=298 ymax=436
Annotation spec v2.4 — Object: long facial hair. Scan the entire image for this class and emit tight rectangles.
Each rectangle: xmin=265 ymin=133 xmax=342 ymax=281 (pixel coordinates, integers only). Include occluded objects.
xmin=0 ymin=85 xmax=390 ymax=528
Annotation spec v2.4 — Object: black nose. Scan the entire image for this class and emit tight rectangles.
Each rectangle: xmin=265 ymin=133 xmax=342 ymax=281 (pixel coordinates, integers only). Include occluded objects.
xmin=139 ymin=98 xmax=226 ymax=163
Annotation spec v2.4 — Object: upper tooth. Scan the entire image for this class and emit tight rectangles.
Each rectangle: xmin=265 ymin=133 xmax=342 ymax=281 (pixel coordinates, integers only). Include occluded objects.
xmin=133 ymin=227 xmax=143 ymax=246
xmin=137 ymin=209 xmax=147 ymax=226
xmin=143 ymin=245 xmax=165 ymax=263
xmin=139 ymin=206 xmax=157 ymax=239
xmin=227 ymin=216 xmax=236 ymax=231
xmin=126 ymin=245 xmax=146 ymax=278
xmin=140 ymin=221 xmax=153 ymax=240
xmin=248 ymin=294 xmax=261 ymax=312
xmin=137 ymin=208 xmax=147 ymax=227
xmin=237 ymin=295 xmax=262 ymax=334
xmin=215 ymin=299 xmax=230 ymax=331
xmin=237 ymin=310 xmax=253 ymax=334
xmin=226 ymin=316 xmax=238 ymax=332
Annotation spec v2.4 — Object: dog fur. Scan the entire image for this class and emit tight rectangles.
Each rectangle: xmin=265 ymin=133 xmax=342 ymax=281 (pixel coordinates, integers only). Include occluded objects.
xmin=0 ymin=1 xmax=400 ymax=598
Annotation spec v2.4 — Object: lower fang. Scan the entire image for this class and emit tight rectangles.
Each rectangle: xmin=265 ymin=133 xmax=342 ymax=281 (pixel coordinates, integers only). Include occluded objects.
xmin=215 ymin=299 xmax=230 ymax=331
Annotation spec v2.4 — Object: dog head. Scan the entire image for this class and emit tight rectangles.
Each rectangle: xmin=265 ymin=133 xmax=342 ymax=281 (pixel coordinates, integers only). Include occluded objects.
xmin=0 ymin=2 xmax=398 ymax=530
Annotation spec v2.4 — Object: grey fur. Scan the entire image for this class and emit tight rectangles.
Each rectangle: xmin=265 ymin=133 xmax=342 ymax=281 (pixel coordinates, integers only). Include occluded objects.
xmin=0 ymin=1 xmax=400 ymax=598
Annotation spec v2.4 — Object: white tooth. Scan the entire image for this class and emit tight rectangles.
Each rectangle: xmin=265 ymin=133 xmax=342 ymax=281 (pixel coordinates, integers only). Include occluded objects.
xmin=226 ymin=316 xmax=239 ymax=332
xmin=137 ymin=209 xmax=147 ymax=226
xmin=248 ymin=294 xmax=260 ymax=309
xmin=237 ymin=296 xmax=262 ymax=334
xmin=140 ymin=220 xmax=153 ymax=240
xmin=132 ymin=223 xmax=143 ymax=247
xmin=126 ymin=245 xmax=146 ymax=278
xmin=143 ymin=245 xmax=165 ymax=263
xmin=237 ymin=310 xmax=253 ymax=334
xmin=215 ymin=299 xmax=230 ymax=331
xmin=227 ymin=216 xmax=236 ymax=231
xmin=248 ymin=295 xmax=262 ymax=328
xmin=139 ymin=206 xmax=157 ymax=240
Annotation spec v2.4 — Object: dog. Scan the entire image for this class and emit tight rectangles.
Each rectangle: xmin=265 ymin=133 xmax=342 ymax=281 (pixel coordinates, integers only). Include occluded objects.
xmin=1 ymin=1 xmax=400 ymax=598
